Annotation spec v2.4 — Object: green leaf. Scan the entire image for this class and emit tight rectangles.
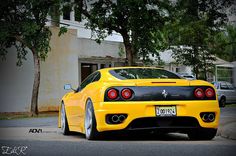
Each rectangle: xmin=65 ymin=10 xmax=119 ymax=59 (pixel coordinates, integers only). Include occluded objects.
xmin=58 ymin=26 xmax=68 ymax=37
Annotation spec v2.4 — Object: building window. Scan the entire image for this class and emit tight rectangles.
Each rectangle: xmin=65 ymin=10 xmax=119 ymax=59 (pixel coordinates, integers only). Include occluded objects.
xmin=79 ymin=62 xmax=113 ymax=83
xmin=81 ymin=63 xmax=98 ymax=82
xmin=176 ymin=67 xmax=180 ymax=73
xmin=74 ymin=6 xmax=82 ymax=22
xmin=63 ymin=5 xmax=71 ymax=20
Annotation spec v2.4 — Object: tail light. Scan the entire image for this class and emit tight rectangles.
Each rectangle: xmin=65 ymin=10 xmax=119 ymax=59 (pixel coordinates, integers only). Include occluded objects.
xmin=194 ymin=88 xmax=204 ymax=98
xmin=121 ymin=88 xmax=133 ymax=99
xmin=205 ymin=88 xmax=215 ymax=98
xmin=107 ymin=89 xmax=118 ymax=100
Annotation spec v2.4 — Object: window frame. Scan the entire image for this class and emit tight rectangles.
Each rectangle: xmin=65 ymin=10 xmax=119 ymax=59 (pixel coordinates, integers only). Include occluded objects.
xmin=79 ymin=71 xmax=101 ymax=91
xmin=109 ymin=68 xmax=181 ymax=80
xmin=226 ymin=82 xmax=234 ymax=90
xmin=220 ymin=82 xmax=229 ymax=90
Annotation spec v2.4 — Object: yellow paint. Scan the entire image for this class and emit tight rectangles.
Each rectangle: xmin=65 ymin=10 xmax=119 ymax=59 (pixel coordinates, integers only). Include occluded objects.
xmin=58 ymin=67 xmax=220 ymax=133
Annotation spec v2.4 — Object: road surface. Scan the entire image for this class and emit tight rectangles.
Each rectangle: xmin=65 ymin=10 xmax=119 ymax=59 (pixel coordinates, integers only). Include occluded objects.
xmin=0 ymin=107 xmax=235 ymax=156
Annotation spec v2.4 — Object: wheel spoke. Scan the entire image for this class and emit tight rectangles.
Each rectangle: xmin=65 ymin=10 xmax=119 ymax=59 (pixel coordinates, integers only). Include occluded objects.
xmin=85 ymin=102 xmax=93 ymax=137
xmin=88 ymin=108 xmax=92 ymax=118
xmin=61 ymin=106 xmax=65 ymax=131
xmin=87 ymin=123 xmax=91 ymax=129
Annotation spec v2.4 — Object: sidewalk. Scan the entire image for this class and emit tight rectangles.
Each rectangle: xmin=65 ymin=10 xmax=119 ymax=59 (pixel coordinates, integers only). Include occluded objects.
xmin=0 ymin=108 xmax=236 ymax=140
xmin=217 ymin=116 xmax=236 ymax=140
xmin=0 ymin=127 xmax=84 ymax=142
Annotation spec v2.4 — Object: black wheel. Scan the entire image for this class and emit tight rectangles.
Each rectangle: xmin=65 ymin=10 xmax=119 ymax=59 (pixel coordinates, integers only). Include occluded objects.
xmin=61 ymin=103 xmax=70 ymax=135
xmin=188 ymin=128 xmax=217 ymax=140
xmin=84 ymin=99 xmax=100 ymax=140
xmin=219 ymin=97 xmax=226 ymax=107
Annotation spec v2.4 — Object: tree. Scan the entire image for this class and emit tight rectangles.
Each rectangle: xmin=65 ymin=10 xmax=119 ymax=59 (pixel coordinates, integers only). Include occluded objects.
xmin=166 ymin=0 xmax=232 ymax=80
xmin=0 ymin=0 xmax=57 ymax=116
xmin=215 ymin=25 xmax=236 ymax=62
xmin=74 ymin=0 xmax=172 ymax=66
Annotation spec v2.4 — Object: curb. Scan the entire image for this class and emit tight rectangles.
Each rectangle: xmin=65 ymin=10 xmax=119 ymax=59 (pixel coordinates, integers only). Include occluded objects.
xmin=220 ymin=122 xmax=236 ymax=140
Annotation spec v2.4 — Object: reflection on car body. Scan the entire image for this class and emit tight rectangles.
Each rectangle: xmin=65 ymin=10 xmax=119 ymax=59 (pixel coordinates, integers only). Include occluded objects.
xmin=177 ymin=73 xmax=196 ymax=80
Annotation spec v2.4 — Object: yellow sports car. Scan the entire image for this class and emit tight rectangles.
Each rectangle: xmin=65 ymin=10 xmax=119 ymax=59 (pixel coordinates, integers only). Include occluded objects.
xmin=58 ymin=67 xmax=219 ymax=140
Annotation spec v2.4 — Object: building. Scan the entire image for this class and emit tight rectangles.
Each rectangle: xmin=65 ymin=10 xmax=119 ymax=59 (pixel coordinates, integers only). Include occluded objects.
xmin=1 ymin=2 xmax=234 ymax=113
xmin=158 ymin=50 xmax=192 ymax=74
xmin=0 ymin=9 xmax=125 ymax=112
xmin=233 ymin=61 xmax=236 ymax=87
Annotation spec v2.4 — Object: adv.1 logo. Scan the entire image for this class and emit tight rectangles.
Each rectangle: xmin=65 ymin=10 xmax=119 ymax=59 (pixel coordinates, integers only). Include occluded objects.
xmin=29 ymin=129 xmax=42 ymax=133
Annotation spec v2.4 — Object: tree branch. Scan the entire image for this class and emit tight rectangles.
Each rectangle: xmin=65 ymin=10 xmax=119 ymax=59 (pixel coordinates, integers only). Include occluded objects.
xmin=78 ymin=0 xmax=91 ymax=18
xmin=14 ymin=35 xmax=36 ymax=54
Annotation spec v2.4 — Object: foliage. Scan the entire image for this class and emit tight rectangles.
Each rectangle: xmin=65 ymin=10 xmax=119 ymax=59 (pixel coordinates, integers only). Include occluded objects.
xmin=0 ymin=0 xmax=58 ymax=115
xmin=58 ymin=26 xmax=68 ymax=36
xmin=0 ymin=0 xmax=57 ymax=65
xmin=216 ymin=67 xmax=233 ymax=82
xmin=118 ymin=46 xmax=125 ymax=57
xmin=214 ymin=25 xmax=236 ymax=62
xmin=165 ymin=0 xmax=232 ymax=79
xmin=74 ymin=0 xmax=173 ymax=65
xmin=49 ymin=0 xmax=61 ymax=26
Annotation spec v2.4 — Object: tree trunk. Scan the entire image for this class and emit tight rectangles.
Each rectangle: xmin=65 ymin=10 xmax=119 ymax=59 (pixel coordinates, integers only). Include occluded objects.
xmin=203 ymin=53 xmax=207 ymax=81
xmin=194 ymin=66 xmax=199 ymax=79
xmin=30 ymin=51 xmax=40 ymax=116
xmin=193 ymin=46 xmax=199 ymax=79
xmin=122 ymin=32 xmax=134 ymax=66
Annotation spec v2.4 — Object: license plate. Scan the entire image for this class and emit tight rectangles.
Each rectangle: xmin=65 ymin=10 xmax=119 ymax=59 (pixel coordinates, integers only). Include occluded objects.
xmin=156 ymin=106 xmax=176 ymax=117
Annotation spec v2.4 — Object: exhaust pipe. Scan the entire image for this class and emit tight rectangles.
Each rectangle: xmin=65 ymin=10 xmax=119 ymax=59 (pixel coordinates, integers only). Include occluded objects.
xmin=208 ymin=113 xmax=215 ymax=122
xmin=111 ymin=115 xmax=119 ymax=123
xmin=202 ymin=114 xmax=208 ymax=122
xmin=118 ymin=115 xmax=126 ymax=122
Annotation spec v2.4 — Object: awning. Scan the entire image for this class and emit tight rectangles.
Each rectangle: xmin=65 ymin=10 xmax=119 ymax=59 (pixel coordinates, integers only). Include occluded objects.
xmin=216 ymin=63 xmax=234 ymax=68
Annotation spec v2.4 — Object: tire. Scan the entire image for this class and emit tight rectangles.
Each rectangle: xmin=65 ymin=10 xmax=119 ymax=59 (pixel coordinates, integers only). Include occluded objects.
xmin=61 ymin=103 xmax=70 ymax=135
xmin=84 ymin=99 xmax=100 ymax=140
xmin=188 ymin=128 xmax=217 ymax=140
xmin=219 ymin=97 xmax=226 ymax=107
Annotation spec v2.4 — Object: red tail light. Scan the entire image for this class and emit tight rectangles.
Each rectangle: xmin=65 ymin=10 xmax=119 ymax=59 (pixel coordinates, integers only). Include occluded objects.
xmin=121 ymin=88 xmax=132 ymax=99
xmin=205 ymin=88 xmax=214 ymax=98
xmin=107 ymin=89 xmax=118 ymax=100
xmin=194 ymin=88 xmax=204 ymax=98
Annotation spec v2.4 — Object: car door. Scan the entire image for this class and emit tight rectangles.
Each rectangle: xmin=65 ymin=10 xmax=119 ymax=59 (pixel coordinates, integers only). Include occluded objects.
xmin=226 ymin=82 xmax=236 ymax=103
xmin=77 ymin=72 xmax=101 ymax=123
xmin=219 ymin=82 xmax=230 ymax=103
xmin=66 ymin=72 xmax=98 ymax=129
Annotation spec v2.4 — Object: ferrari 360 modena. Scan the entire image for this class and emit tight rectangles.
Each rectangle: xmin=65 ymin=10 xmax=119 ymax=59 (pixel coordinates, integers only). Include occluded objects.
xmin=58 ymin=67 xmax=219 ymax=140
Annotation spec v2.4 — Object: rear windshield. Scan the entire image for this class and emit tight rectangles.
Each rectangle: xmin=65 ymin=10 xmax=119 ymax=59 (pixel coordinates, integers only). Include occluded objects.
xmin=109 ymin=68 xmax=180 ymax=80
xmin=183 ymin=75 xmax=194 ymax=78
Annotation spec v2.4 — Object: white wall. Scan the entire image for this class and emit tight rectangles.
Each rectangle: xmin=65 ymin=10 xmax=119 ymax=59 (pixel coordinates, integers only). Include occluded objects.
xmin=0 ymin=47 xmax=34 ymax=112
xmin=39 ymin=27 xmax=122 ymax=111
xmin=233 ymin=62 xmax=236 ymax=87
xmin=0 ymin=27 xmax=122 ymax=112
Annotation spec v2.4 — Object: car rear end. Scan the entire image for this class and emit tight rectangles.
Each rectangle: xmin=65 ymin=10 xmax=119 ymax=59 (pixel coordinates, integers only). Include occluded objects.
xmin=93 ymin=68 xmax=219 ymax=140
xmin=95 ymin=80 xmax=219 ymax=131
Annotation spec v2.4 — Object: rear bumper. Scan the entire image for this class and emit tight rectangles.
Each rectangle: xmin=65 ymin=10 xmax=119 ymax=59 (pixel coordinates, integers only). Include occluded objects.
xmin=94 ymin=100 xmax=220 ymax=132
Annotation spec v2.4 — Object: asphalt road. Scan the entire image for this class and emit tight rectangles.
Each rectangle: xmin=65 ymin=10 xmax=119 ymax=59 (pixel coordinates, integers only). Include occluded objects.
xmin=220 ymin=107 xmax=236 ymax=117
xmin=0 ymin=107 xmax=235 ymax=128
xmin=0 ymin=136 xmax=235 ymax=156
xmin=0 ymin=107 xmax=235 ymax=156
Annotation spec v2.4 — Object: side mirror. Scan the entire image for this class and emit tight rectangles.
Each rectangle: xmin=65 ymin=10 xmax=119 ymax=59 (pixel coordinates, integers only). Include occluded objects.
xmin=64 ymin=84 xmax=72 ymax=90
xmin=76 ymin=86 xmax=81 ymax=92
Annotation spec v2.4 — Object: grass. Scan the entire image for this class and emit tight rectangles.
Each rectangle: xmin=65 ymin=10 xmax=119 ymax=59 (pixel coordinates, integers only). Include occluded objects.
xmin=226 ymin=104 xmax=236 ymax=107
xmin=0 ymin=111 xmax=58 ymax=120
